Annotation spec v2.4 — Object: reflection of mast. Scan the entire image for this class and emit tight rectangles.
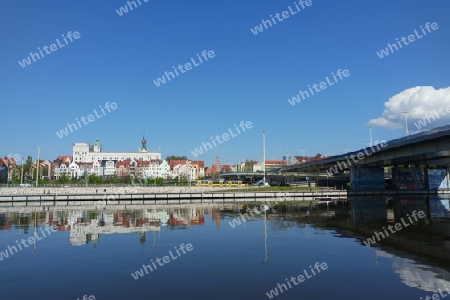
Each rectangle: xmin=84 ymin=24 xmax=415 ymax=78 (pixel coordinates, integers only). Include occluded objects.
xmin=375 ymin=249 xmax=379 ymax=267
xmin=33 ymin=213 xmax=37 ymax=254
xmin=263 ymin=210 xmax=269 ymax=263
xmin=139 ymin=231 xmax=146 ymax=250
xmin=18 ymin=212 xmax=21 ymax=237
xmin=187 ymin=209 xmax=192 ymax=232
xmin=153 ymin=230 xmax=160 ymax=250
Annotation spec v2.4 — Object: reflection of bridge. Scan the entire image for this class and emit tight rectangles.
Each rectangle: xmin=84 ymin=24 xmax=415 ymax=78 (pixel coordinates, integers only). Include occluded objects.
xmin=281 ymin=125 xmax=450 ymax=191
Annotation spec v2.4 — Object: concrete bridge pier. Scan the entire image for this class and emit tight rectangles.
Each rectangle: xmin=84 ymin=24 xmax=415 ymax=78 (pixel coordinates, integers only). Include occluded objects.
xmin=349 ymin=167 xmax=385 ymax=191
xmin=424 ymin=166 xmax=430 ymax=190
xmin=391 ymin=167 xmax=425 ymax=190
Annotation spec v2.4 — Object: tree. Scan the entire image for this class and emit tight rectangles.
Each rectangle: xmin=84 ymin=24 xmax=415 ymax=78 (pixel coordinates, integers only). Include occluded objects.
xmin=178 ymin=173 xmax=188 ymax=183
xmin=40 ymin=165 xmax=49 ymax=179
xmin=110 ymin=174 xmax=119 ymax=184
xmin=146 ymin=177 xmax=164 ymax=184
xmin=57 ymin=173 xmax=70 ymax=184
xmin=88 ymin=174 xmax=103 ymax=184
xmin=21 ymin=156 xmax=32 ymax=182
xmin=10 ymin=167 xmax=21 ymax=184
xmin=120 ymin=176 xmax=132 ymax=184
xmin=166 ymin=155 xmax=188 ymax=161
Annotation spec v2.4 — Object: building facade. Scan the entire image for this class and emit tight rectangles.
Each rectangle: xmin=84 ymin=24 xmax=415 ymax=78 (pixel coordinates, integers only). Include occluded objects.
xmin=73 ymin=138 xmax=161 ymax=163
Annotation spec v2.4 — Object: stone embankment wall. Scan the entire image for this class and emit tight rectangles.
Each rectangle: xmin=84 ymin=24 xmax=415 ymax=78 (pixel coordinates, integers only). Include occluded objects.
xmin=0 ymin=186 xmax=240 ymax=195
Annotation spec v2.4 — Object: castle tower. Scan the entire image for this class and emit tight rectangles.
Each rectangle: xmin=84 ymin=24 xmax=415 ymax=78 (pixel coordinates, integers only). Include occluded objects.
xmin=140 ymin=136 xmax=147 ymax=152
xmin=212 ymin=156 xmax=220 ymax=178
xmin=93 ymin=138 xmax=101 ymax=153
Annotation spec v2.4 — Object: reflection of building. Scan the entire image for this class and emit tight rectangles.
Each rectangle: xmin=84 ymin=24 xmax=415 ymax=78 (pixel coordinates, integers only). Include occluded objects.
xmin=212 ymin=209 xmax=221 ymax=228
xmin=376 ymin=249 xmax=450 ymax=293
xmin=168 ymin=208 xmax=205 ymax=228
xmin=0 ymin=212 xmax=14 ymax=230
xmin=68 ymin=209 xmax=162 ymax=246
xmin=146 ymin=209 xmax=170 ymax=225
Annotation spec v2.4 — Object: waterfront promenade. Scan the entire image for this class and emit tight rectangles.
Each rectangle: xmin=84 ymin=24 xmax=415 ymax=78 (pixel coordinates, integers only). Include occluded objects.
xmin=0 ymin=185 xmax=224 ymax=195
xmin=0 ymin=185 xmax=349 ymax=207
xmin=1 ymin=186 xmax=448 ymax=207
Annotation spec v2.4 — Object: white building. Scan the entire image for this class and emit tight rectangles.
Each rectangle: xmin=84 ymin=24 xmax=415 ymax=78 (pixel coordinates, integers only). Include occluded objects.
xmin=99 ymin=160 xmax=116 ymax=177
xmin=236 ymin=161 xmax=262 ymax=172
xmin=68 ymin=161 xmax=80 ymax=178
xmin=139 ymin=160 xmax=170 ymax=179
xmin=159 ymin=160 xmax=170 ymax=178
xmin=120 ymin=159 xmax=171 ymax=180
xmin=170 ymin=162 xmax=198 ymax=180
xmin=54 ymin=164 xmax=69 ymax=179
xmin=73 ymin=137 xmax=161 ymax=163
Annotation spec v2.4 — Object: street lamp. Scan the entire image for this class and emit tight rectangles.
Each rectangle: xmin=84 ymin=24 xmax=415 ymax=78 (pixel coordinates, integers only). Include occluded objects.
xmin=299 ymin=149 xmax=308 ymax=162
xmin=262 ymin=130 xmax=266 ymax=184
xmin=20 ymin=157 xmax=24 ymax=184
xmin=36 ymin=146 xmax=40 ymax=187
xmin=84 ymin=165 xmax=88 ymax=187
xmin=401 ymin=111 xmax=409 ymax=137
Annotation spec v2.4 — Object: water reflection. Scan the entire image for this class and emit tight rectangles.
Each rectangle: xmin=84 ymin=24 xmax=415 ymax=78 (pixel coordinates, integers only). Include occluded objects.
xmin=263 ymin=208 xmax=269 ymax=264
xmin=1 ymin=197 xmax=450 ymax=298
xmin=376 ymin=249 xmax=450 ymax=293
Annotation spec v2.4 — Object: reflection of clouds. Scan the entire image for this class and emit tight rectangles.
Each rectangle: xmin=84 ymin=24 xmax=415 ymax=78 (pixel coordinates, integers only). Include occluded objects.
xmin=376 ymin=249 xmax=450 ymax=293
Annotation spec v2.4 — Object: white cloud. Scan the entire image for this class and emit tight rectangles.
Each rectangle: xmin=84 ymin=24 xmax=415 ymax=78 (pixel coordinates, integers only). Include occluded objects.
xmin=368 ymin=86 xmax=450 ymax=131
xmin=368 ymin=117 xmax=402 ymax=129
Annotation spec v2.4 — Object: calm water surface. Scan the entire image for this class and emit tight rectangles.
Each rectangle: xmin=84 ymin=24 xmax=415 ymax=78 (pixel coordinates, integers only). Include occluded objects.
xmin=1 ymin=197 xmax=449 ymax=300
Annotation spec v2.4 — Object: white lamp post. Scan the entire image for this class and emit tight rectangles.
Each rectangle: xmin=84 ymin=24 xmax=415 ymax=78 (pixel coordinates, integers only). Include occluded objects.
xmin=36 ymin=146 xmax=40 ymax=187
xmin=402 ymin=111 xmax=409 ymax=137
xmin=262 ymin=130 xmax=266 ymax=184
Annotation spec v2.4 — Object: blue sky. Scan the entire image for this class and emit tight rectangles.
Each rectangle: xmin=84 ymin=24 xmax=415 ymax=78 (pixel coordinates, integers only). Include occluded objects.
xmin=2 ymin=0 xmax=450 ymax=166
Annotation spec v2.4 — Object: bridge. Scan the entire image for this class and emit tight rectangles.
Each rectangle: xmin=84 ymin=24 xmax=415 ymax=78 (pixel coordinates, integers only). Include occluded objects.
xmin=279 ymin=125 xmax=450 ymax=191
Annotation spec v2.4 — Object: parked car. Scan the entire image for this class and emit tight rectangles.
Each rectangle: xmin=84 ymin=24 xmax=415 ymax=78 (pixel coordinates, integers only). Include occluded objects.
xmin=254 ymin=179 xmax=269 ymax=186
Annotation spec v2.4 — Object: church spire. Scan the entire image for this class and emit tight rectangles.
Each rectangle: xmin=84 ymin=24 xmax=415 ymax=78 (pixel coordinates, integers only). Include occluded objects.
xmin=141 ymin=136 xmax=147 ymax=151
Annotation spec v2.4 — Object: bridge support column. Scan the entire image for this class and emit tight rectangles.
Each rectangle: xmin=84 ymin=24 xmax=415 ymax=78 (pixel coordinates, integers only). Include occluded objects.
xmin=392 ymin=167 xmax=425 ymax=190
xmin=424 ymin=167 xmax=429 ymax=190
xmin=350 ymin=167 xmax=385 ymax=191
xmin=427 ymin=167 xmax=449 ymax=189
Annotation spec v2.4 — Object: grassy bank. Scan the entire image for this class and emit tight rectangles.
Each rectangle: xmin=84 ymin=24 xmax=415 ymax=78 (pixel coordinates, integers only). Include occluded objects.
xmin=216 ymin=186 xmax=329 ymax=193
